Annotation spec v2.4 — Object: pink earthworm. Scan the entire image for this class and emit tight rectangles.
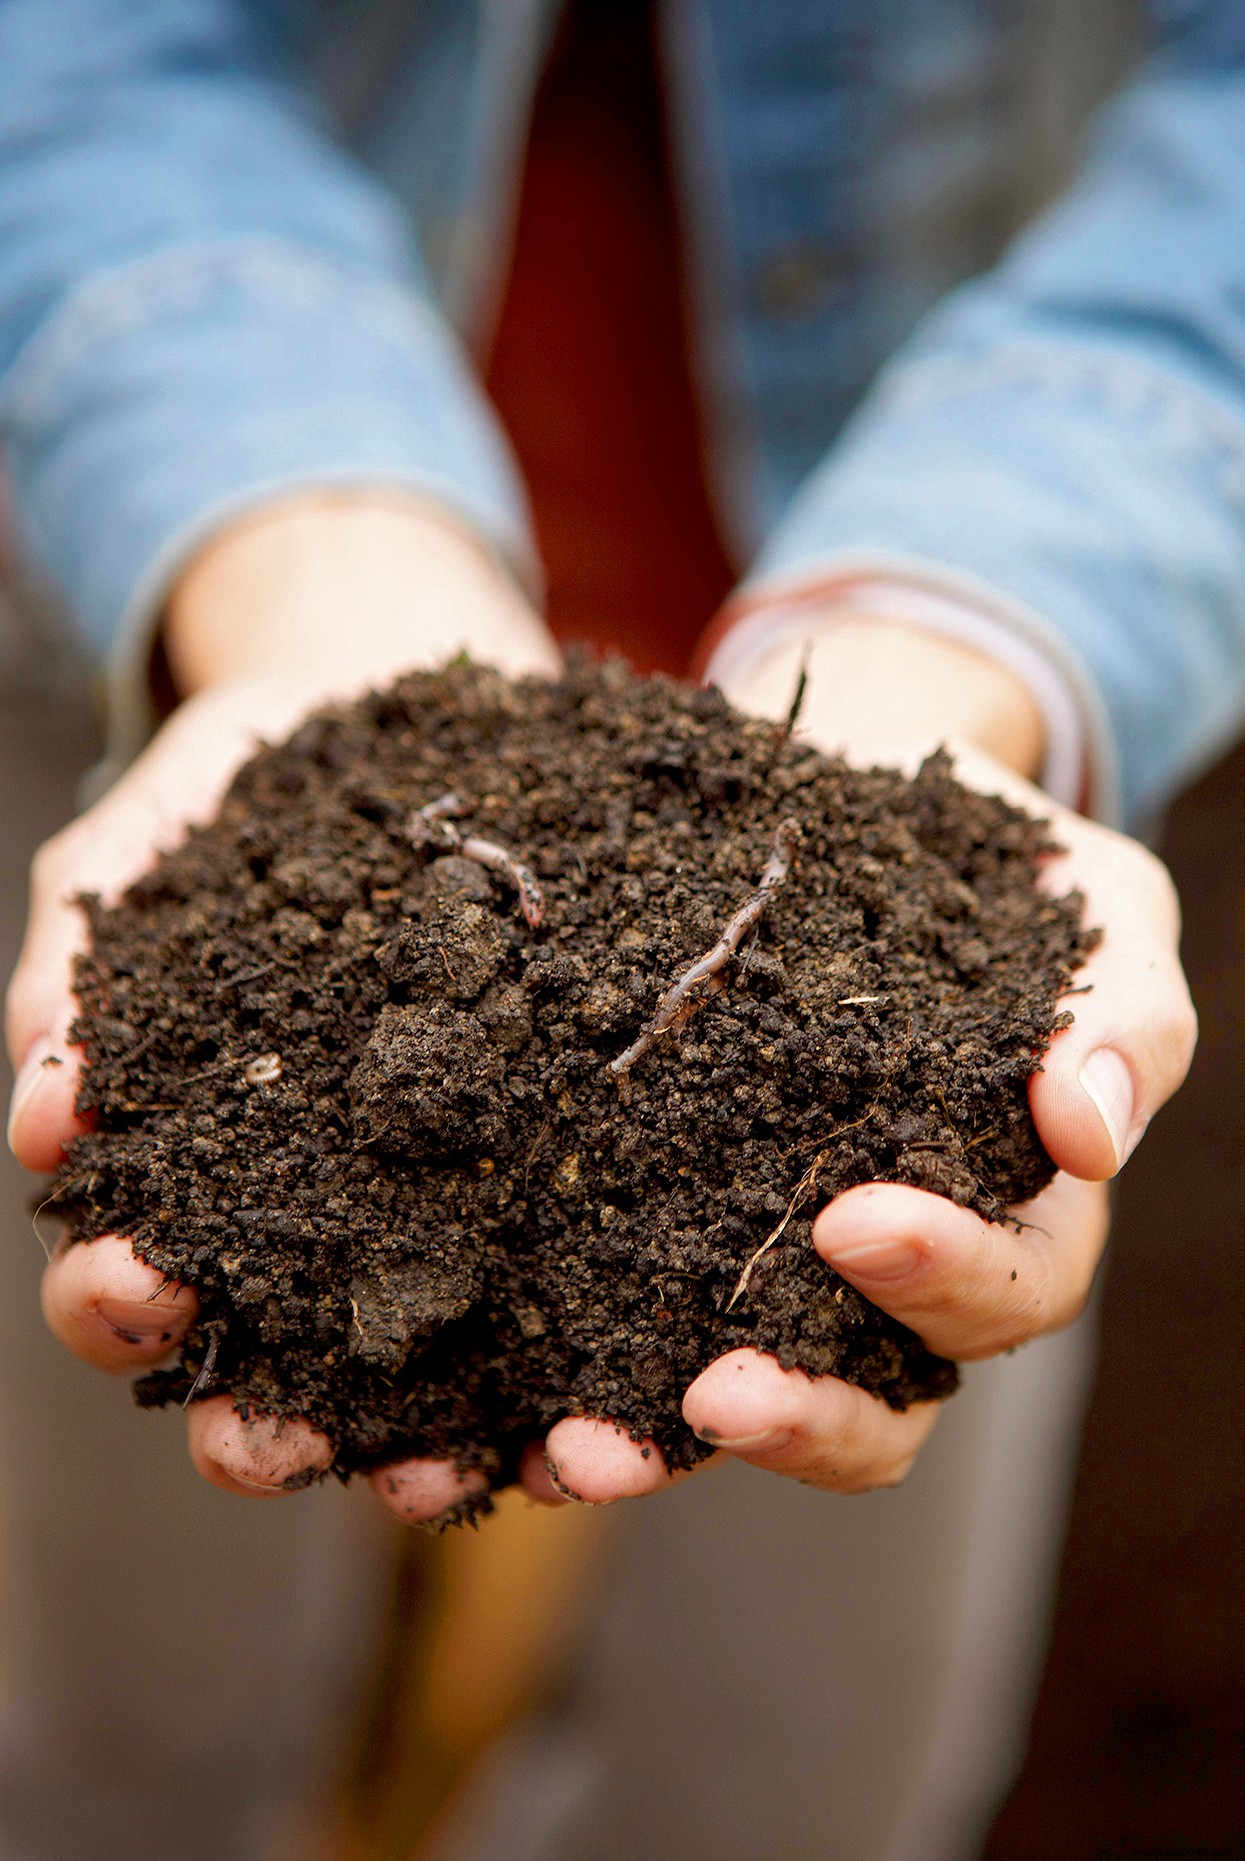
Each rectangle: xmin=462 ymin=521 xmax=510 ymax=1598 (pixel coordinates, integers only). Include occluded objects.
xmin=408 ymin=795 xmax=546 ymax=929
xmin=610 ymin=816 xmax=801 ymax=1077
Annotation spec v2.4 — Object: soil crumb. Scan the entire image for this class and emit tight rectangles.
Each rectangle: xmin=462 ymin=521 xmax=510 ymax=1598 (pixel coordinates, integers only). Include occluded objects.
xmin=50 ymin=659 xmax=1095 ymax=1490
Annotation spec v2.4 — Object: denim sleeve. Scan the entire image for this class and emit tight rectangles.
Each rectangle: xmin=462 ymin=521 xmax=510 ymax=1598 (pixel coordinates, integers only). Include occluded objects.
xmin=0 ymin=0 xmax=533 ymax=718
xmin=752 ymin=27 xmax=1245 ymax=827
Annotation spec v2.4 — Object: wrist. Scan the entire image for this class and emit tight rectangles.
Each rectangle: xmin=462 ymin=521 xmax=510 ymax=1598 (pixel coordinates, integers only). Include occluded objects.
xmin=717 ymin=612 xmax=1046 ymax=782
xmin=162 ymin=489 xmax=560 ymax=702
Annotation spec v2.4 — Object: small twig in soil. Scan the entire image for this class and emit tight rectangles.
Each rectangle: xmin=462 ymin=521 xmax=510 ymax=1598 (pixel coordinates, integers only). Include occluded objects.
xmin=117 ymin=1025 xmax=161 ymax=1068
xmin=523 ymin=1120 xmax=553 ymax=1190
xmin=32 ymin=1166 xmax=96 ymax=1257
xmin=779 ymin=641 xmax=812 ymax=745
xmin=610 ymin=817 xmax=801 ymax=1077
xmin=188 ymin=1054 xmax=243 ymax=1084
xmin=780 ymin=1103 xmax=879 ymax=1162
xmin=31 ymin=1195 xmax=63 ymax=1262
xmin=730 ymin=1096 xmax=892 ymax=1306
xmin=727 ymin=1148 xmax=828 ymax=1313
xmin=182 ymin=1328 xmax=221 ymax=1408
xmin=409 ymin=794 xmax=545 ymax=928
xmin=224 ymin=961 xmax=281 ymax=989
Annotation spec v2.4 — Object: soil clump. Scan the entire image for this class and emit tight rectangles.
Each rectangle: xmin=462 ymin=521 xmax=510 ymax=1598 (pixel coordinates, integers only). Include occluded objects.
xmin=50 ymin=659 xmax=1095 ymax=1491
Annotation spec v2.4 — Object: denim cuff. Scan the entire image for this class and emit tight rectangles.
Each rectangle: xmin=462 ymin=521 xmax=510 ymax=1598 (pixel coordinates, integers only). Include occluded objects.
xmin=754 ymin=339 xmax=1245 ymax=828
xmin=0 ymin=239 xmax=536 ymax=767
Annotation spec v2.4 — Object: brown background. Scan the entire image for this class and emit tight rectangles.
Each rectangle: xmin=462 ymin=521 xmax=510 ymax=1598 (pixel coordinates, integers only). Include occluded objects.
xmin=986 ymin=746 xmax=1245 ymax=1859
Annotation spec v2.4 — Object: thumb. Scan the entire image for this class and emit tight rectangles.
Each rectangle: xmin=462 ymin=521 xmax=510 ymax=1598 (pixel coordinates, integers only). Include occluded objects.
xmin=1030 ymin=817 xmax=1196 ymax=1180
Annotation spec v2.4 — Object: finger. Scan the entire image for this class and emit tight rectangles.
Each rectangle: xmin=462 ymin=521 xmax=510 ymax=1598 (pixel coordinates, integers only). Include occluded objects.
xmin=368 ymin=1457 xmax=491 ymax=1526
xmin=7 ymin=801 xmax=190 ymax=1173
xmin=814 ymin=1176 xmax=1108 ymax=1359
xmin=7 ymin=1033 xmax=83 ymax=1174
xmin=543 ymin=1416 xmax=690 ymax=1504
xmin=1031 ymin=821 xmax=1196 ymax=1178
xmin=682 ymin=1348 xmax=939 ymax=1494
xmin=519 ymin=1440 xmax=571 ymax=1507
xmin=6 ymin=850 xmax=90 ymax=1170
xmin=40 ymin=1234 xmax=198 ymax=1372
xmin=187 ymin=1396 xmax=334 ymax=1497
xmin=932 ymin=743 xmax=1196 ymax=1182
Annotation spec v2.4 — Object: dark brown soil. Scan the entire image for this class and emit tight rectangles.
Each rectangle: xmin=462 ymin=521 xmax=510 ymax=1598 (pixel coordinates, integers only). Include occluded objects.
xmin=50 ymin=659 xmax=1094 ymax=1493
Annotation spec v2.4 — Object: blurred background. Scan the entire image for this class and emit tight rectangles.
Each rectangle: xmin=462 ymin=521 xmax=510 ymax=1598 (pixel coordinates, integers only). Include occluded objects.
xmin=985 ymin=740 xmax=1245 ymax=1861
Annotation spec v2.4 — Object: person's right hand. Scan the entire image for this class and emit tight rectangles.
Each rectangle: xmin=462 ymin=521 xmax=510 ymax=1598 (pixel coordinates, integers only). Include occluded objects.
xmin=7 ymin=489 xmax=569 ymax=1526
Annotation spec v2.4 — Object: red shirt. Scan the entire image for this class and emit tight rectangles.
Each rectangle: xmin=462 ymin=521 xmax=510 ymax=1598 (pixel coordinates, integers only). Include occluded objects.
xmin=486 ymin=1 xmax=733 ymax=679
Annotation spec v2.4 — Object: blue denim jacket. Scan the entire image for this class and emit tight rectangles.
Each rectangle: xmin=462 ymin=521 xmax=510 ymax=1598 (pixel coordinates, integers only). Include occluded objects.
xmin=1 ymin=0 xmax=1244 ymax=824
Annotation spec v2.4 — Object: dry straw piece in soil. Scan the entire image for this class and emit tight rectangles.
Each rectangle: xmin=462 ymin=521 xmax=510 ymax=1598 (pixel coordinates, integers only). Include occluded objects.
xmin=50 ymin=659 xmax=1096 ymax=1495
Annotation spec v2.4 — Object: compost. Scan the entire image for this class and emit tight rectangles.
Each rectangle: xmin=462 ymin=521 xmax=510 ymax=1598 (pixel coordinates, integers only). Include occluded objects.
xmin=50 ymin=658 xmax=1095 ymax=1490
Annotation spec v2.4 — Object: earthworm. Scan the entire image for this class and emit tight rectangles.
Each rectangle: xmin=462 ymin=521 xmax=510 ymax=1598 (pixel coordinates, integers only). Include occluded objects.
xmin=610 ymin=816 xmax=801 ymax=1077
xmin=408 ymin=794 xmax=546 ymax=929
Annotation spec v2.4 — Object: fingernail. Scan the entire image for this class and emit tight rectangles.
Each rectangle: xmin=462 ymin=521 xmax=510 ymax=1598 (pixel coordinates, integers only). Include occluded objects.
xmin=542 ymin=1455 xmax=595 ymax=1504
xmin=8 ymin=1036 xmax=54 ymax=1145
xmin=542 ymin=1456 xmax=582 ymax=1501
xmin=692 ymin=1425 xmax=791 ymax=1454
xmin=95 ymin=1299 xmax=186 ymax=1347
xmin=1078 ymin=1047 xmax=1139 ymax=1171
xmin=823 ymin=1237 xmax=922 ymax=1283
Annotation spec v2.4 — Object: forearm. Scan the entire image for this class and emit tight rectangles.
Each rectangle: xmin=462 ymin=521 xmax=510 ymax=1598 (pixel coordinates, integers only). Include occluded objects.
xmin=740 ymin=46 xmax=1245 ymax=828
xmin=170 ymin=502 xmax=1042 ymax=800
xmin=163 ymin=490 xmax=561 ymax=700
xmin=0 ymin=0 xmax=535 ymax=738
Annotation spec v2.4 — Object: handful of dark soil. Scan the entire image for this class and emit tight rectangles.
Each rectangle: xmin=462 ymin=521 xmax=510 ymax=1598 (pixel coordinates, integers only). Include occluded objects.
xmin=52 ymin=659 xmax=1094 ymax=1490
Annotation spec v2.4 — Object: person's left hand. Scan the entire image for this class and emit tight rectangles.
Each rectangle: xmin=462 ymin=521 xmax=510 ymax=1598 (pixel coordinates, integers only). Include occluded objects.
xmin=528 ymin=619 xmax=1196 ymax=1507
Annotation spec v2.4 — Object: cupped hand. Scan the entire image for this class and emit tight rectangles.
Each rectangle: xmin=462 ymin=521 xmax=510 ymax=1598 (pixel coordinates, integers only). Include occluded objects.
xmin=537 ymin=664 xmax=1197 ymax=1507
xmin=7 ymin=489 xmax=571 ymax=1527
xmin=9 ymin=678 xmax=500 ymax=1522
xmin=10 ymin=667 xmax=657 ymax=1519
